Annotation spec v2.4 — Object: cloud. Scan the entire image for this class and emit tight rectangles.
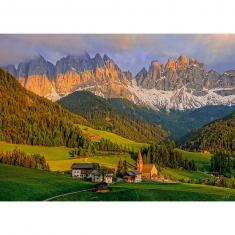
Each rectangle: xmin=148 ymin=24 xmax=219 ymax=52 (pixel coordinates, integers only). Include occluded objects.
xmin=1 ymin=34 xmax=235 ymax=73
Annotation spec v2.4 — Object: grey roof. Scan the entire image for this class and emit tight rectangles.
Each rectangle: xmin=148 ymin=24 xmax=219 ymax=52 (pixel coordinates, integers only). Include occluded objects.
xmin=126 ymin=170 xmax=141 ymax=176
xmin=91 ymin=170 xmax=101 ymax=176
xmin=71 ymin=163 xmax=95 ymax=169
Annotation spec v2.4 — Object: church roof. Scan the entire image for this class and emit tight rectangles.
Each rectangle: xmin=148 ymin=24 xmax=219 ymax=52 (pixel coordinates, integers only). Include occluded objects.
xmin=142 ymin=164 xmax=156 ymax=173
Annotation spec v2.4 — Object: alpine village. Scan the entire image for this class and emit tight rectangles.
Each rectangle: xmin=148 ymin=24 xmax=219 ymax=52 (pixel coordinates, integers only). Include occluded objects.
xmin=1 ymin=48 xmax=235 ymax=201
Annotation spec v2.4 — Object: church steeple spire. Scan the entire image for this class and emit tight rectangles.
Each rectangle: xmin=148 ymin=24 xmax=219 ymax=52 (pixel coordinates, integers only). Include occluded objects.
xmin=136 ymin=150 xmax=143 ymax=172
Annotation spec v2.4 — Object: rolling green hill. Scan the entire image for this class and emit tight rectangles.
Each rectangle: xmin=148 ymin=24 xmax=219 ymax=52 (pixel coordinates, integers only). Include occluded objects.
xmin=181 ymin=112 xmax=235 ymax=152
xmin=0 ymin=68 xmax=87 ymax=147
xmin=79 ymin=125 xmax=148 ymax=149
xmin=57 ymin=91 xmax=167 ymax=143
xmin=0 ymin=163 xmax=93 ymax=201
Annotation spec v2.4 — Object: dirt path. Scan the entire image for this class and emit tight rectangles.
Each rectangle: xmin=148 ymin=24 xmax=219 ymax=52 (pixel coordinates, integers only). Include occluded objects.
xmin=43 ymin=188 xmax=95 ymax=201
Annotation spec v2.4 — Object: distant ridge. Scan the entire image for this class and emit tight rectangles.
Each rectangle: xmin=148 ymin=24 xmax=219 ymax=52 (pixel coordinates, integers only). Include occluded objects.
xmin=57 ymin=90 xmax=167 ymax=143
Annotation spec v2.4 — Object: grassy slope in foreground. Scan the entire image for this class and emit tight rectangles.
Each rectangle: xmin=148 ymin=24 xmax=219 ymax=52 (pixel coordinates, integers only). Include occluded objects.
xmin=55 ymin=181 xmax=235 ymax=201
xmin=0 ymin=164 xmax=93 ymax=201
xmin=1 ymin=164 xmax=235 ymax=201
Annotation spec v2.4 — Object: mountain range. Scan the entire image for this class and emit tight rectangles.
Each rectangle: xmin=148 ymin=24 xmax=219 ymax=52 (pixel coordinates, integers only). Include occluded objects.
xmin=2 ymin=53 xmax=235 ymax=111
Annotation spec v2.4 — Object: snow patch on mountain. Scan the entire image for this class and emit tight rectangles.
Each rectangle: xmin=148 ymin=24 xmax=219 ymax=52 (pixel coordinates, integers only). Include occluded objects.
xmin=128 ymin=80 xmax=235 ymax=110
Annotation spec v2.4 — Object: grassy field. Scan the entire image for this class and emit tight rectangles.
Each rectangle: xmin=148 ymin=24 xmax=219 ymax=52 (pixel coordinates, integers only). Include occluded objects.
xmin=79 ymin=125 xmax=148 ymax=151
xmin=48 ymin=153 xmax=136 ymax=171
xmin=54 ymin=181 xmax=235 ymax=201
xmin=1 ymin=163 xmax=235 ymax=201
xmin=0 ymin=141 xmax=136 ymax=171
xmin=0 ymin=141 xmax=212 ymax=174
xmin=161 ymin=168 xmax=210 ymax=181
xmin=0 ymin=141 xmax=71 ymax=161
xmin=179 ymin=149 xmax=211 ymax=171
xmin=0 ymin=163 xmax=93 ymax=201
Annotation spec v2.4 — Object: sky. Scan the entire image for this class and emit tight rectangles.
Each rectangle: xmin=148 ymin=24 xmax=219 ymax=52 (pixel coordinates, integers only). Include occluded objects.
xmin=1 ymin=34 xmax=235 ymax=74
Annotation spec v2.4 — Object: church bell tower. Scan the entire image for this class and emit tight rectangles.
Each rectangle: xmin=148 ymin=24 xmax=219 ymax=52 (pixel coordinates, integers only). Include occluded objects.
xmin=136 ymin=150 xmax=143 ymax=172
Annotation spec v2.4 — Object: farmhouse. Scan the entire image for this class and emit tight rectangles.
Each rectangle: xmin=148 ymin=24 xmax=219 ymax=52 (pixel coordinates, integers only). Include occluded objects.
xmin=136 ymin=150 xmax=158 ymax=180
xmin=91 ymin=169 xmax=114 ymax=184
xmin=71 ymin=163 xmax=96 ymax=178
xmin=124 ymin=170 xmax=142 ymax=183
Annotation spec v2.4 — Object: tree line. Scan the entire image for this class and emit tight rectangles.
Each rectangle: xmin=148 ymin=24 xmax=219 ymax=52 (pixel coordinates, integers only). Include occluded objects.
xmin=141 ymin=142 xmax=198 ymax=171
xmin=69 ymin=138 xmax=134 ymax=157
xmin=116 ymin=159 xmax=128 ymax=177
xmin=210 ymin=151 xmax=235 ymax=176
xmin=0 ymin=148 xmax=50 ymax=171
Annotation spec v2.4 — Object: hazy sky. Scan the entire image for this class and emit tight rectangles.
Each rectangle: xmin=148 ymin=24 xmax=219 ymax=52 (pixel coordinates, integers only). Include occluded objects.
xmin=1 ymin=34 xmax=235 ymax=74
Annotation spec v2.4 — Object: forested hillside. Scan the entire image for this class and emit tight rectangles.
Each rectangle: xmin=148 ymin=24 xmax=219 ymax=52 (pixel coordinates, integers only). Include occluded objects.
xmin=109 ymin=98 xmax=235 ymax=140
xmin=0 ymin=68 xmax=87 ymax=147
xmin=57 ymin=91 xmax=167 ymax=143
xmin=181 ymin=112 xmax=235 ymax=152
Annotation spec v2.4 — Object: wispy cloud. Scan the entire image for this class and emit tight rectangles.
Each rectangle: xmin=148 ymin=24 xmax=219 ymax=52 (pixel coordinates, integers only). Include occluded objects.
xmin=1 ymin=34 xmax=235 ymax=73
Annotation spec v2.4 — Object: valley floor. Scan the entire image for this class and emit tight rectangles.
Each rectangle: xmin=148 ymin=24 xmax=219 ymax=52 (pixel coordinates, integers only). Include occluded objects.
xmin=1 ymin=164 xmax=235 ymax=201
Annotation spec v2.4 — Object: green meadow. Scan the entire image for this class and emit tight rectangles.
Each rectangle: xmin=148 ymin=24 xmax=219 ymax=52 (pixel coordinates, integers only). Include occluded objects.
xmin=0 ymin=141 xmax=213 ymax=174
xmin=54 ymin=181 xmax=235 ymax=201
xmin=0 ymin=141 xmax=71 ymax=161
xmin=1 ymin=163 xmax=235 ymax=201
xmin=179 ymin=149 xmax=211 ymax=171
xmin=79 ymin=125 xmax=149 ymax=151
xmin=161 ymin=168 xmax=209 ymax=181
xmin=48 ymin=153 xmax=135 ymax=171
xmin=0 ymin=164 xmax=93 ymax=201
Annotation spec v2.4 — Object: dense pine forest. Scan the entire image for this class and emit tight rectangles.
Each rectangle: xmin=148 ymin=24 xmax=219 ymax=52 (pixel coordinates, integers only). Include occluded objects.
xmin=181 ymin=112 xmax=235 ymax=152
xmin=57 ymin=91 xmax=167 ymax=143
xmin=0 ymin=68 xmax=88 ymax=147
xmin=141 ymin=142 xmax=198 ymax=171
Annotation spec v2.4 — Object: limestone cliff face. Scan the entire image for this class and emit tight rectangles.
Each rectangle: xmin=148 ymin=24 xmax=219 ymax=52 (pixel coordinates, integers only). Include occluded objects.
xmin=4 ymin=54 xmax=133 ymax=100
xmin=55 ymin=71 xmax=82 ymax=94
xmin=25 ymin=75 xmax=54 ymax=97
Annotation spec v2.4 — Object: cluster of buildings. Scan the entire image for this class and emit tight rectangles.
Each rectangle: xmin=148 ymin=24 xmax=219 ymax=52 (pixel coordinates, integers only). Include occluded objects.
xmin=71 ymin=151 xmax=159 ymax=184
xmin=71 ymin=163 xmax=114 ymax=184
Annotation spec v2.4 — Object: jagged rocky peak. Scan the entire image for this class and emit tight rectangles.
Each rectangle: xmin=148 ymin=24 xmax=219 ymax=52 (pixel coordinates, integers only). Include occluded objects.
xmin=55 ymin=52 xmax=93 ymax=74
xmin=93 ymin=53 xmax=105 ymax=68
xmin=136 ymin=67 xmax=147 ymax=78
xmin=16 ymin=55 xmax=55 ymax=80
xmin=165 ymin=57 xmax=176 ymax=71
xmin=103 ymin=54 xmax=110 ymax=61
xmin=149 ymin=60 xmax=161 ymax=79
xmin=28 ymin=55 xmax=55 ymax=80
xmin=176 ymin=54 xmax=188 ymax=69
